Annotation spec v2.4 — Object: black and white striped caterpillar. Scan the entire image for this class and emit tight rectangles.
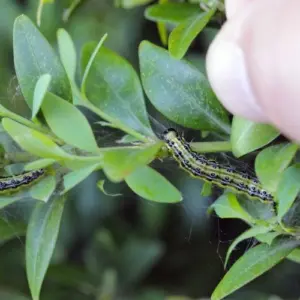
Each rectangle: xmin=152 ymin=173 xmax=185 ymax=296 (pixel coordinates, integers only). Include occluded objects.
xmin=0 ymin=169 xmax=45 ymax=194
xmin=163 ymin=128 xmax=273 ymax=203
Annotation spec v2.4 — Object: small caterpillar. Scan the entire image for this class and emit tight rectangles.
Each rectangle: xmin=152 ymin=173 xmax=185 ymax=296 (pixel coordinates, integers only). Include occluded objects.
xmin=163 ymin=128 xmax=274 ymax=203
xmin=0 ymin=169 xmax=45 ymax=194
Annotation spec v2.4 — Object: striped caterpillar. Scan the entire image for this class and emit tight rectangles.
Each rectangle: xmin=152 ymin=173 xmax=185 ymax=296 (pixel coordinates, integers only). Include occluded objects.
xmin=0 ymin=169 xmax=45 ymax=194
xmin=163 ymin=128 xmax=274 ymax=203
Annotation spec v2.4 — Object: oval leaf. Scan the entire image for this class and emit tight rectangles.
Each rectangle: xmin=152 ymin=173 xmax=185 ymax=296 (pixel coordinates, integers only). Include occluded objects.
xmin=276 ymin=164 xmax=300 ymax=221
xmin=32 ymin=74 xmax=51 ymax=119
xmin=62 ymin=163 xmax=101 ymax=194
xmin=25 ymin=159 xmax=56 ymax=171
xmin=81 ymin=43 xmax=154 ymax=138
xmin=26 ymin=196 xmax=65 ymax=300
xmin=212 ymin=237 xmax=300 ymax=300
xmin=13 ymin=15 xmax=71 ymax=108
xmin=210 ymin=193 xmax=255 ymax=224
xmin=101 ymin=143 xmax=162 ymax=182
xmin=57 ymin=28 xmax=76 ymax=81
xmin=231 ymin=116 xmax=279 ymax=157
xmin=2 ymin=118 xmax=70 ymax=160
xmin=30 ymin=175 xmax=56 ymax=202
xmin=255 ymin=143 xmax=297 ymax=193
xmin=139 ymin=41 xmax=230 ymax=133
xmin=169 ymin=9 xmax=215 ymax=59
xmin=125 ymin=165 xmax=182 ymax=203
xmin=145 ymin=3 xmax=200 ymax=25
xmin=42 ymin=92 xmax=98 ymax=153
xmin=287 ymin=248 xmax=300 ymax=264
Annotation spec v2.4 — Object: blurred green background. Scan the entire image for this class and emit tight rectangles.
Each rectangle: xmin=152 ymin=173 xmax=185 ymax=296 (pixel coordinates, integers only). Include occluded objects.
xmin=0 ymin=1 xmax=300 ymax=299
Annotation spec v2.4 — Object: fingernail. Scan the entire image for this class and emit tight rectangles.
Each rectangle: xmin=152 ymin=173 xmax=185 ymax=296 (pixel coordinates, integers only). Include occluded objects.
xmin=207 ymin=39 xmax=268 ymax=122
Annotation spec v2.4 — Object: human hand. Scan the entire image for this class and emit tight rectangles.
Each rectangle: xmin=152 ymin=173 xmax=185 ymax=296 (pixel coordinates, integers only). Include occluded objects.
xmin=206 ymin=0 xmax=300 ymax=141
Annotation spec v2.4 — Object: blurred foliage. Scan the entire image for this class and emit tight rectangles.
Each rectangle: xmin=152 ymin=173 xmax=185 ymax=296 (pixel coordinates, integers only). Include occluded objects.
xmin=0 ymin=1 xmax=299 ymax=300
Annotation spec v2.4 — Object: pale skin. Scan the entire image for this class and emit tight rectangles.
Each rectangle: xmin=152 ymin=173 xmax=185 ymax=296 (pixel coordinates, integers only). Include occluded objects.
xmin=206 ymin=0 xmax=300 ymax=142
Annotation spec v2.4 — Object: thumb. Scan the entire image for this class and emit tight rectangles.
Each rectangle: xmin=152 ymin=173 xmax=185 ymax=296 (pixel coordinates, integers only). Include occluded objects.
xmin=206 ymin=0 xmax=300 ymax=141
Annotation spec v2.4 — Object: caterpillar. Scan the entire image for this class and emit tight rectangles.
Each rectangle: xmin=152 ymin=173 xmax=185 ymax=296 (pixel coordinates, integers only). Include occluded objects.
xmin=0 ymin=169 xmax=45 ymax=194
xmin=163 ymin=128 xmax=274 ymax=203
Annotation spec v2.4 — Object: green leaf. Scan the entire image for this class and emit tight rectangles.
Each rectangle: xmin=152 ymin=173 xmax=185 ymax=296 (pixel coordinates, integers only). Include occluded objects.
xmin=287 ymin=248 xmax=300 ymax=264
xmin=62 ymin=163 xmax=101 ymax=194
xmin=276 ymin=164 xmax=300 ymax=221
xmin=25 ymin=159 xmax=56 ymax=171
xmin=13 ymin=15 xmax=71 ymax=108
xmin=32 ymin=74 xmax=51 ymax=119
xmin=169 ymin=8 xmax=215 ymax=59
xmin=26 ymin=196 xmax=65 ymax=300
xmin=225 ymin=225 xmax=273 ymax=268
xmin=2 ymin=118 xmax=70 ymax=160
xmin=139 ymin=41 xmax=230 ymax=133
xmin=125 ymin=165 xmax=182 ymax=203
xmin=81 ymin=43 xmax=154 ymax=138
xmin=231 ymin=116 xmax=279 ymax=157
xmin=81 ymin=34 xmax=107 ymax=93
xmin=200 ymin=181 xmax=212 ymax=197
xmin=41 ymin=92 xmax=99 ymax=153
xmin=0 ymin=218 xmax=26 ymax=244
xmin=30 ymin=175 xmax=56 ymax=202
xmin=210 ymin=193 xmax=255 ymax=224
xmin=255 ymin=232 xmax=282 ymax=245
xmin=101 ymin=143 xmax=162 ymax=182
xmin=211 ymin=237 xmax=300 ymax=300
xmin=145 ymin=3 xmax=200 ymax=25
xmin=57 ymin=28 xmax=77 ymax=82
xmin=119 ymin=0 xmax=153 ymax=8
xmin=255 ymin=143 xmax=297 ymax=193
xmin=97 ymin=180 xmax=122 ymax=197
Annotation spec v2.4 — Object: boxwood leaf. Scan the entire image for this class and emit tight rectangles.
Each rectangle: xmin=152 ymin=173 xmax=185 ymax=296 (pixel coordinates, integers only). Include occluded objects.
xmin=139 ymin=41 xmax=230 ymax=133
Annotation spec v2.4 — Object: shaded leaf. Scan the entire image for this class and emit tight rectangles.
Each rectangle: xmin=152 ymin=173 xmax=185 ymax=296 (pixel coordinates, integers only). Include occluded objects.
xmin=276 ymin=164 xmax=300 ymax=221
xmin=125 ymin=165 xmax=182 ymax=203
xmin=13 ymin=15 xmax=71 ymax=108
xmin=255 ymin=143 xmax=297 ymax=193
xmin=26 ymin=196 xmax=65 ymax=300
xmin=0 ymin=219 xmax=26 ymax=244
xmin=211 ymin=237 xmax=300 ymax=300
xmin=139 ymin=41 xmax=230 ymax=133
xmin=225 ymin=225 xmax=273 ymax=268
xmin=145 ymin=3 xmax=200 ymax=25
xmin=231 ymin=117 xmax=279 ymax=157
xmin=42 ymin=92 xmax=98 ymax=153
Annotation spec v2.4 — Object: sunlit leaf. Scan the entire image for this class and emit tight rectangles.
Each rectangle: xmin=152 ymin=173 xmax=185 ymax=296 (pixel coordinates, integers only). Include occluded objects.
xmin=32 ymin=74 xmax=51 ymax=119
xmin=231 ymin=117 xmax=279 ymax=157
